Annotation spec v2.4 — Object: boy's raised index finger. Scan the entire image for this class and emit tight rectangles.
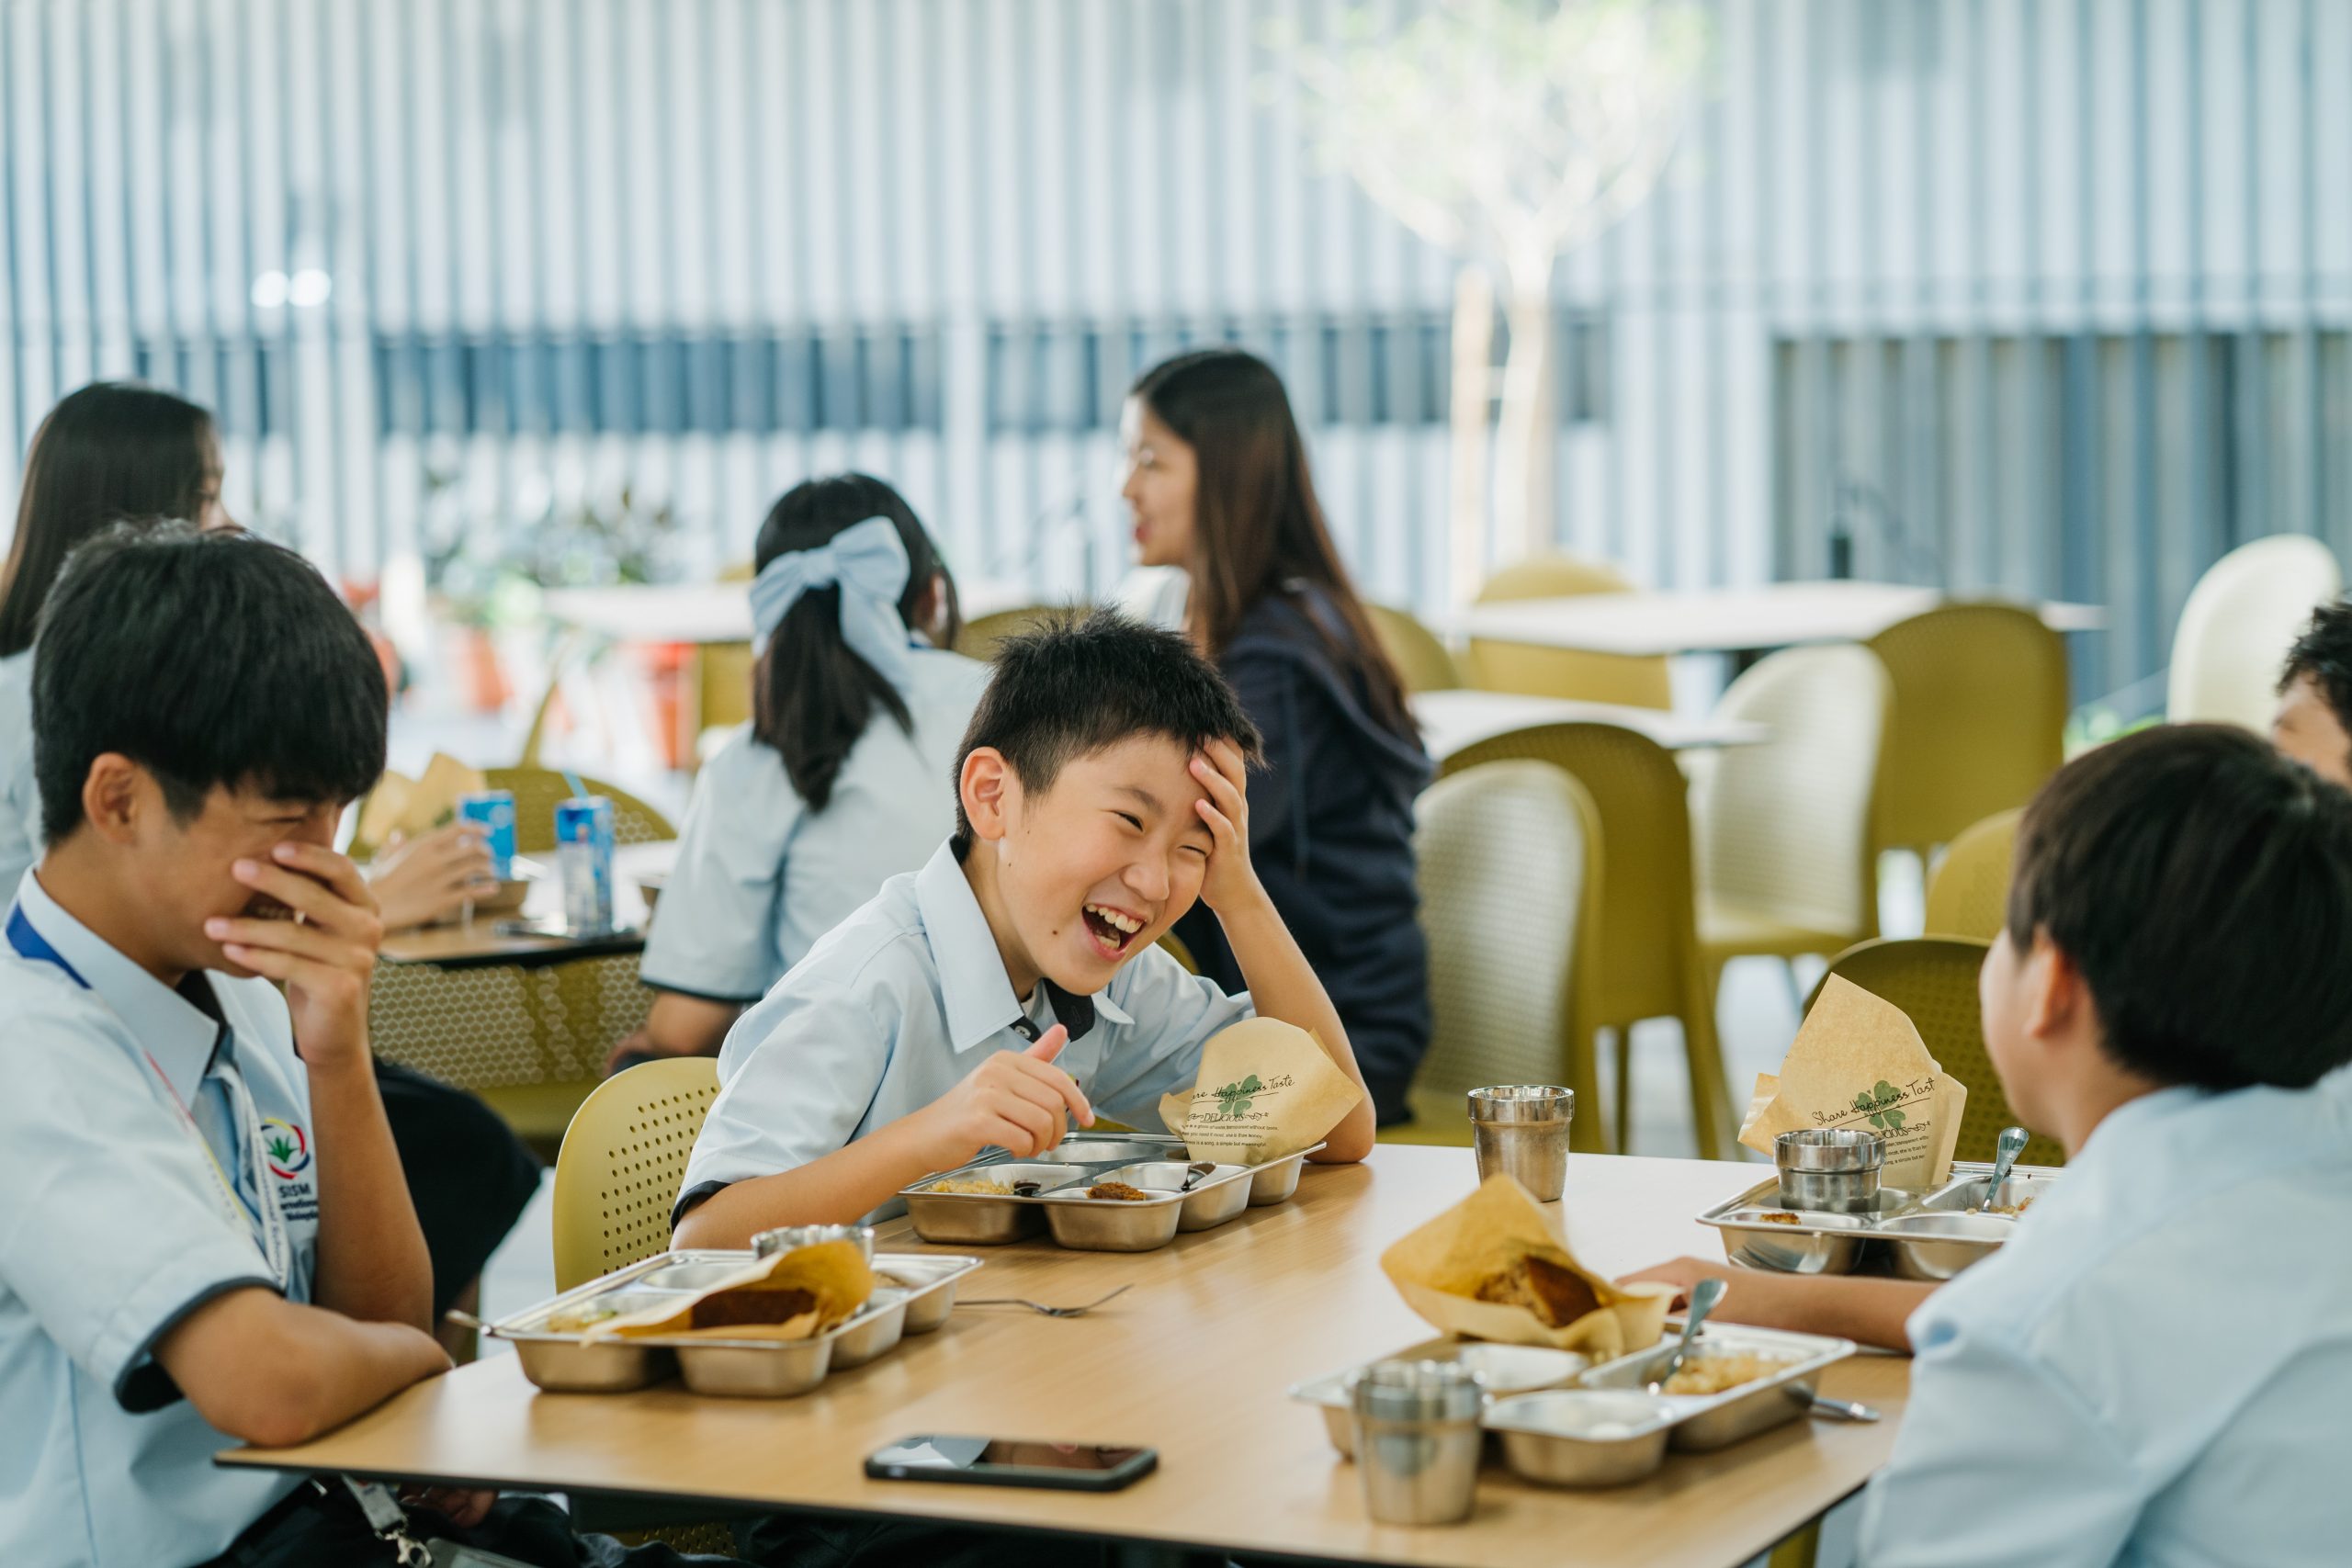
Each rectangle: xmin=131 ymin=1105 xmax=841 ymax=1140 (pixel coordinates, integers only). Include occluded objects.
xmin=1023 ymin=1022 xmax=1070 ymax=1061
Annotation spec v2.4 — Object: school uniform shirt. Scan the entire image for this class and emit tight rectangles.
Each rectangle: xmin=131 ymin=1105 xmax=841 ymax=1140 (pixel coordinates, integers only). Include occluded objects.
xmin=638 ymin=642 xmax=990 ymax=1003
xmin=676 ymin=838 xmax=1255 ymax=1224
xmin=0 ymin=870 xmax=323 ymax=1568
xmin=1856 ymin=1070 xmax=2352 ymax=1567
xmin=0 ymin=649 xmax=40 ymax=894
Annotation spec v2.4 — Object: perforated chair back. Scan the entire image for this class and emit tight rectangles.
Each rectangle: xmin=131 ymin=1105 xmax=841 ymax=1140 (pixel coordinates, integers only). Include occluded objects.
xmin=1691 ymin=644 xmax=1889 ymax=953
xmin=1925 ymin=808 xmax=2022 ymax=941
xmin=1389 ymin=761 xmax=1601 ymax=1144
xmin=1440 ymin=722 xmax=1731 ymax=1156
xmin=1467 ymin=554 xmax=1673 ymax=710
xmin=551 ymin=1056 xmax=722 ymax=1291
xmin=955 ymin=604 xmax=1075 ymax=661
xmin=1366 ymin=603 xmax=1461 ymax=694
xmin=481 ymin=767 xmax=675 ymax=854
xmin=2165 ymin=535 xmax=2342 ymax=729
xmin=1812 ymin=937 xmax=2064 ymax=1168
xmin=1868 ymin=603 xmax=2065 ymax=855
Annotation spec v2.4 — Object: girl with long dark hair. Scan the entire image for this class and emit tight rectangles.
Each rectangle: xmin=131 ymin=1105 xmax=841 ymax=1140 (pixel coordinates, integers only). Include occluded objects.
xmin=1123 ymin=347 xmax=1433 ymax=1123
xmin=614 ymin=473 xmax=987 ymax=1068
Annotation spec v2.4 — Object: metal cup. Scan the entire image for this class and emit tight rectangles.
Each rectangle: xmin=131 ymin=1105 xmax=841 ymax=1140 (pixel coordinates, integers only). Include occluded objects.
xmin=1774 ymin=1128 xmax=1885 ymax=1214
xmin=1468 ymin=1085 xmax=1576 ymax=1202
xmin=1349 ymin=1360 xmax=1486 ymax=1526
xmin=752 ymin=1224 xmax=876 ymax=1264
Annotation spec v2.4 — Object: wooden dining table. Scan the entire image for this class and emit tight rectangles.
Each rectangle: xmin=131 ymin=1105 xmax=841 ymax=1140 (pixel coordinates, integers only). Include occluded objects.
xmin=220 ymin=1146 xmax=1909 ymax=1567
xmin=379 ymin=841 xmax=677 ymax=969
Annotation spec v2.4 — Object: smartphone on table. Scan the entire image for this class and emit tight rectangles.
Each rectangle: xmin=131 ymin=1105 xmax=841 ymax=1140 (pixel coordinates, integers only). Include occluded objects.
xmin=865 ymin=1435 xmax=1158 ymax=1493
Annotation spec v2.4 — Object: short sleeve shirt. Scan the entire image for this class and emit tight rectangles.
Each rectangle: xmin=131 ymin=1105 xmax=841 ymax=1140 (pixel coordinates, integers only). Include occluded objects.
xmin=0 ymin=870 xmax=322 ymax=1568
xmin=676 ymin=839 xmax=1256 ymax=1224
xmin=0 ymin=650 xmax=40 ymax=895
xmin=638 ymin=644 xmax=989 ymax=1002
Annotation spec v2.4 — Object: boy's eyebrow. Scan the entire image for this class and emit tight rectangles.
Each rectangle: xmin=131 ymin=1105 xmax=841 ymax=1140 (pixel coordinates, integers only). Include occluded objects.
xmin=1114 ymin=784 xmax=1164 ymax=815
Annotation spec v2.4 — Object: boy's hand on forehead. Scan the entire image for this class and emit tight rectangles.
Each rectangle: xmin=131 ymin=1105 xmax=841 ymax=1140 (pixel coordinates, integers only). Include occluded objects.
xmin=203 ymin=840 xmax=384 ymax=1074
xmin=910 ymin=1023 xmax=1094 ymax=1165
xmin=1188 ymin=738 xmax=1265 ymax=915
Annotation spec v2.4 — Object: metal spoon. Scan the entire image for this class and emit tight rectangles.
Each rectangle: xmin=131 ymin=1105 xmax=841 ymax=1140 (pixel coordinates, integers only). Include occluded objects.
xmin=1645 ymin=1277 xmax=1726 ymax=1393
xmin=1179 ymin=1161 xmax=1218 ymax=1193
xmin=1800 ymin=1390 xmax=1883 ymax=1422
xmin=1983 ymin=1125 xmax=2030 ymax=1211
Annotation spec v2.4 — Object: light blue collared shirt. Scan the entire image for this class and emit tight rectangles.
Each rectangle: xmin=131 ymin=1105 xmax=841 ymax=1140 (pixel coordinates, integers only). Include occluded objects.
xmin=639 ymin=642 xmax=989 ymax=1002
xmin=0 ymin=649 xmax=40 ymax=895
xmin=1857 ymin=1070 xmax=2352 ymax=1567
xmin=0 ymin=870 xmax=322 ymax=1568
xmin=677 ymin=839 xmax=1255 ymax=1224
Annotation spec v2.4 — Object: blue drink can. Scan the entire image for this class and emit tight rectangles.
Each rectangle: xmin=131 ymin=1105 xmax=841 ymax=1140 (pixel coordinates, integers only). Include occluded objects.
xmin=457 ymin=789 xmax=517 ymax=878
xmin=555 ymin=796 xmax=616 ymax=936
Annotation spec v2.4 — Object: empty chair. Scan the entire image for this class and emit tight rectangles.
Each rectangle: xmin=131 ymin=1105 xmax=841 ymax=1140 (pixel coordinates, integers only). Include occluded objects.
xmin=2166 ymin=535 xmax=2343 ymax=730
xmin=1467 ymin=554 xmax=1673 ymax=709
xmin=551 ymin=1056 xmax=722 ymax=1291
xmin=1924 ymin=808 xmax=2022 ymax=942
xmin=1382 ymin=761 xmax=1603 ymax=1147
xmin=482 ymin=766 xmax=676 ymax=852
xmin=1811 ymin=937 xmax=2064 ymax=1168
xmin=955 ymin=604 xmax=1074 ymax=661
xmin=1366 ymin=602 xmax=1462 ymax=693
xmin=1441 ymin=723 xmax=1732 ymax=1157
xmin=1868 ymin=603 xmax=2065 ymax=858
xmin=1692 ymin=644 xmax=1890 ymax=982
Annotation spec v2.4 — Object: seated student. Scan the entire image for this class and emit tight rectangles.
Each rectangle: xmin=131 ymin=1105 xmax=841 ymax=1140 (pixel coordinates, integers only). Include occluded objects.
xmin=673 ymin=610 xmax=1376 ymax=1244
xmin=2271 ymin=596 xmax=2352 ymax=789
xmin=0 ymin=525 xmax=758 ymax=1568
xmin=607 ymin=474 xmax=987 ymax=1074
xmin=1632 ymin=725 xmax=2352 ymax=1565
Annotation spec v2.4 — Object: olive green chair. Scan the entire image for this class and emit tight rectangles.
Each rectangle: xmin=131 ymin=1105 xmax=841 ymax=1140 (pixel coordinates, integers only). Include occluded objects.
xmin=955 ymin=604 xmax=1078 ymax=661
xmin=1381 ymin=761 xmax=1604 ymax=1149
xmin=1868 ymin=603 xmax=2066 ymax=859
xmin=1924 ymin=808 xmax=2023 ymax=942
xmin=1810 ymin=936 xmax=2064 ymax=1168
xmin=1442 ymin=723 xmax=1733 ymax=1158
xmin=1366 ymin=602 xmax=1463 ymax=694
xmin=481 ymin=766 xmax=675 ymax=854
xmin=1466 ymin=554 xmax=1674 ymax=710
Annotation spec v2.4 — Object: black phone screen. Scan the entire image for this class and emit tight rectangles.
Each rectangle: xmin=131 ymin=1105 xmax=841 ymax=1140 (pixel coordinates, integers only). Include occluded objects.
xmin=866 ymin=1436 xmax=1156 ymax=1491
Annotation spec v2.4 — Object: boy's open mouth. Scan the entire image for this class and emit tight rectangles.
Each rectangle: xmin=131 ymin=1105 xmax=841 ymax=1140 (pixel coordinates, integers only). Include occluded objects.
xmin=1081 ymin=902 xmax=1144 ymax=957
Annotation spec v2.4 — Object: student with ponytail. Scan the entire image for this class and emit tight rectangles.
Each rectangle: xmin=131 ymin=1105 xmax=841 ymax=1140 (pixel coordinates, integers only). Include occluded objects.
xmin=610 ymin=474 xmax=989 ymax=1071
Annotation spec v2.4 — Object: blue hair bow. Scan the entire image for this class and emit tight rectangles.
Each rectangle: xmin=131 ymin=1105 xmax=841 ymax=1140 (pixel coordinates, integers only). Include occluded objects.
xmin=746 ymin=515 xmax=914 ymax=694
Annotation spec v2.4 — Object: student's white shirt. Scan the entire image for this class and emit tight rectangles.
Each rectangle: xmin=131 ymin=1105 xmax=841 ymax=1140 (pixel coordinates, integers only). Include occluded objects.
xmin=0 ymin=869 xmax=322 ymax=1568
xmin=0 ymin=650 xmax=40 ymax=894
xmin=1858 ymin=1069 xmax=2352 ymax=1567
xmin=677 ymin=839 xmax=1254 ymax=1224
xmin=637 ymin=642 xmax=989 ymax=1002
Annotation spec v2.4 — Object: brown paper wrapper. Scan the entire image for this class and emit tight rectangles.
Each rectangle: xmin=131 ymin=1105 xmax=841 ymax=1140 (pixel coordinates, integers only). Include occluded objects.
xmin=1378 ymin=1175 xmax=1674 ymax=1359
xmin=1737 ymin=975 xmax=1968 ymax=1192
xmin=355 ymin=752 xmax=486 ymax=858
xmin=585 ymin=1240 xmax=874 ymax=1342
xmin=1155 ymin=1017 xmax=1364 ymax=1165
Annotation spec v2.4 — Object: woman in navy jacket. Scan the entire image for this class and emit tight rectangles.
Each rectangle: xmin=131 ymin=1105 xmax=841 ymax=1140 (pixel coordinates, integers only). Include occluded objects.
xmin=1122 ymin=348 xmax=1432 ymax=1124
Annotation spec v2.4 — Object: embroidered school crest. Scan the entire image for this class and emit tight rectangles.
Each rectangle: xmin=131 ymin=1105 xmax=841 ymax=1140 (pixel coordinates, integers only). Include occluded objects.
xmin=261 ymin=1117 xmax=311 ymax=1179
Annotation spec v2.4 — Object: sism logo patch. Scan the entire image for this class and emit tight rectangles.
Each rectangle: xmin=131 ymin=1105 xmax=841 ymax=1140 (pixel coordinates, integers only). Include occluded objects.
xmin=261 ymin=1117 xmax=311 ymax=1179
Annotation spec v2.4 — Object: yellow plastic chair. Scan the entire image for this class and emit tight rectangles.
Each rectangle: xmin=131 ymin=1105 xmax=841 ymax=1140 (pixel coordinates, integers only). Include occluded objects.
xmin=550 ymin=1056 xmax=721 ymax=1291
xmin=1365 ymin=602 xmax=1462 ymax=694
xmin=1467 ymin=554 xmax=1673 ymax=710
xmin=1811 ymin=937 xmax=2064 ymax=1168
xmin=481 ymin=767 xmax=676 ymax=853
xmin=1924 ymin=808 xmax=2022 ymax=941
xmin=1692 ymin=645 xmax=1890 ymax=980
xmin=955 ymin=604 xmax=1076 ymax=661
xmin=1868 ymin=603 xmax=2066 ymax=858
xmin=1381 ymin=761 xmax=1604 ymax=1149
xmin=1441 ymin=724 xmax=1732 ymax=1158
xmin=2165 ymin=535 xmax=2342 ymax=730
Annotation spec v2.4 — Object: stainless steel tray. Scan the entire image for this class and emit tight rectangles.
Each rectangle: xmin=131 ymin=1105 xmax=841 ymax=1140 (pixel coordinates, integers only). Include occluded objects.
xmin=1035 ymin=1160 xmax=1253 ymax=1250
xmin=899 ymin=1138 xmax=1324 ymax=1246
xmin=1288 ymin=1337 xmax=1596 ymax=1459
xmin=1697 ymin=1163 xmax=2059 ymax=1279
xmin=1577 ymin=1321 xmax=1855 ymax=1451
xmin=487 ymin=1249 xmax=982 ymax=1395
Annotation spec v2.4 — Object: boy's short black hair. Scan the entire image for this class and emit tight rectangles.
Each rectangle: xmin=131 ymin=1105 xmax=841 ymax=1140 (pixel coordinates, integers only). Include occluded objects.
xmin=953 ymin=610 xmax=1263 ymax=842
xmin=2006 ymin=723 xmax=2352 ymax=1091
xmin=35 ymin=524 xmax=389 ymax=840
xmin=2279 ymin=598 xmax=2352 ymax=736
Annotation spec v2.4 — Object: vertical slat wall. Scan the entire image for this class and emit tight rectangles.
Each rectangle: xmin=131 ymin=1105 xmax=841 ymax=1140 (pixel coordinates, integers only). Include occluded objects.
xmin=1 ymin=0 xmax=2346 ymax=702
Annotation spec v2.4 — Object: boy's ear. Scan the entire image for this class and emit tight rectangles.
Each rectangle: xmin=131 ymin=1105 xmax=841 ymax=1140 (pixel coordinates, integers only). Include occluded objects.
xmin=958 ymin=747 xmax=1018 ymax=842
xmin=79 ymin=753 xmax=150 ymax=846
xmin=2021 ymin=931 xmax=2094 ymax=1046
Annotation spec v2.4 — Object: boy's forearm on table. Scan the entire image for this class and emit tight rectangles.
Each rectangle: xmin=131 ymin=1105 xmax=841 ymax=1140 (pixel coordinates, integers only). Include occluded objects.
xmin=304 ymin=1053 xmax=434 ymax=1332
xmin=673 ymin=1120 xmax=937 ymax=1247
xmin=1729 ymin=1271 xmax=1934 ymax=1352
xmin=1216 ymin=896 xmax=1375 ymax=1161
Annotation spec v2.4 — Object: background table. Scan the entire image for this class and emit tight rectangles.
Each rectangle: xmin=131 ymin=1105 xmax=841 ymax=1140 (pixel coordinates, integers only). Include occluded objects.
xmin=1411 ymin=689 xmax=1769 ymax=762
xmin=380 ymin=842 xmax=675 ymax=969
xmin=542 ymin=578 xmax=1035 ymax=645
xmin=222 ymin=1147 xmax=1908 ymax=1568
xmin=1447 ymin=581 xmax=2105 ymax=660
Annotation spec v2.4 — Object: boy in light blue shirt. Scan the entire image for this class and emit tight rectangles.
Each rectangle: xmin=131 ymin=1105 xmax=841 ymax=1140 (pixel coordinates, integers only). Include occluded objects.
xmin=1631 ymin=725 xmax=2352 ymax=1567
xmin=675 ymin=610 xmax=1375 ymax=1243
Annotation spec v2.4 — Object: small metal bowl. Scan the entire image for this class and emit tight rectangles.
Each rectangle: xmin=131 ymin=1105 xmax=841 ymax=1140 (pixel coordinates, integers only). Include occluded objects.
xmin=827 ymin=1288 xmax=910 ymax=1370
xmin=1486 ymin=1390 xmax=1677 ymax=1487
